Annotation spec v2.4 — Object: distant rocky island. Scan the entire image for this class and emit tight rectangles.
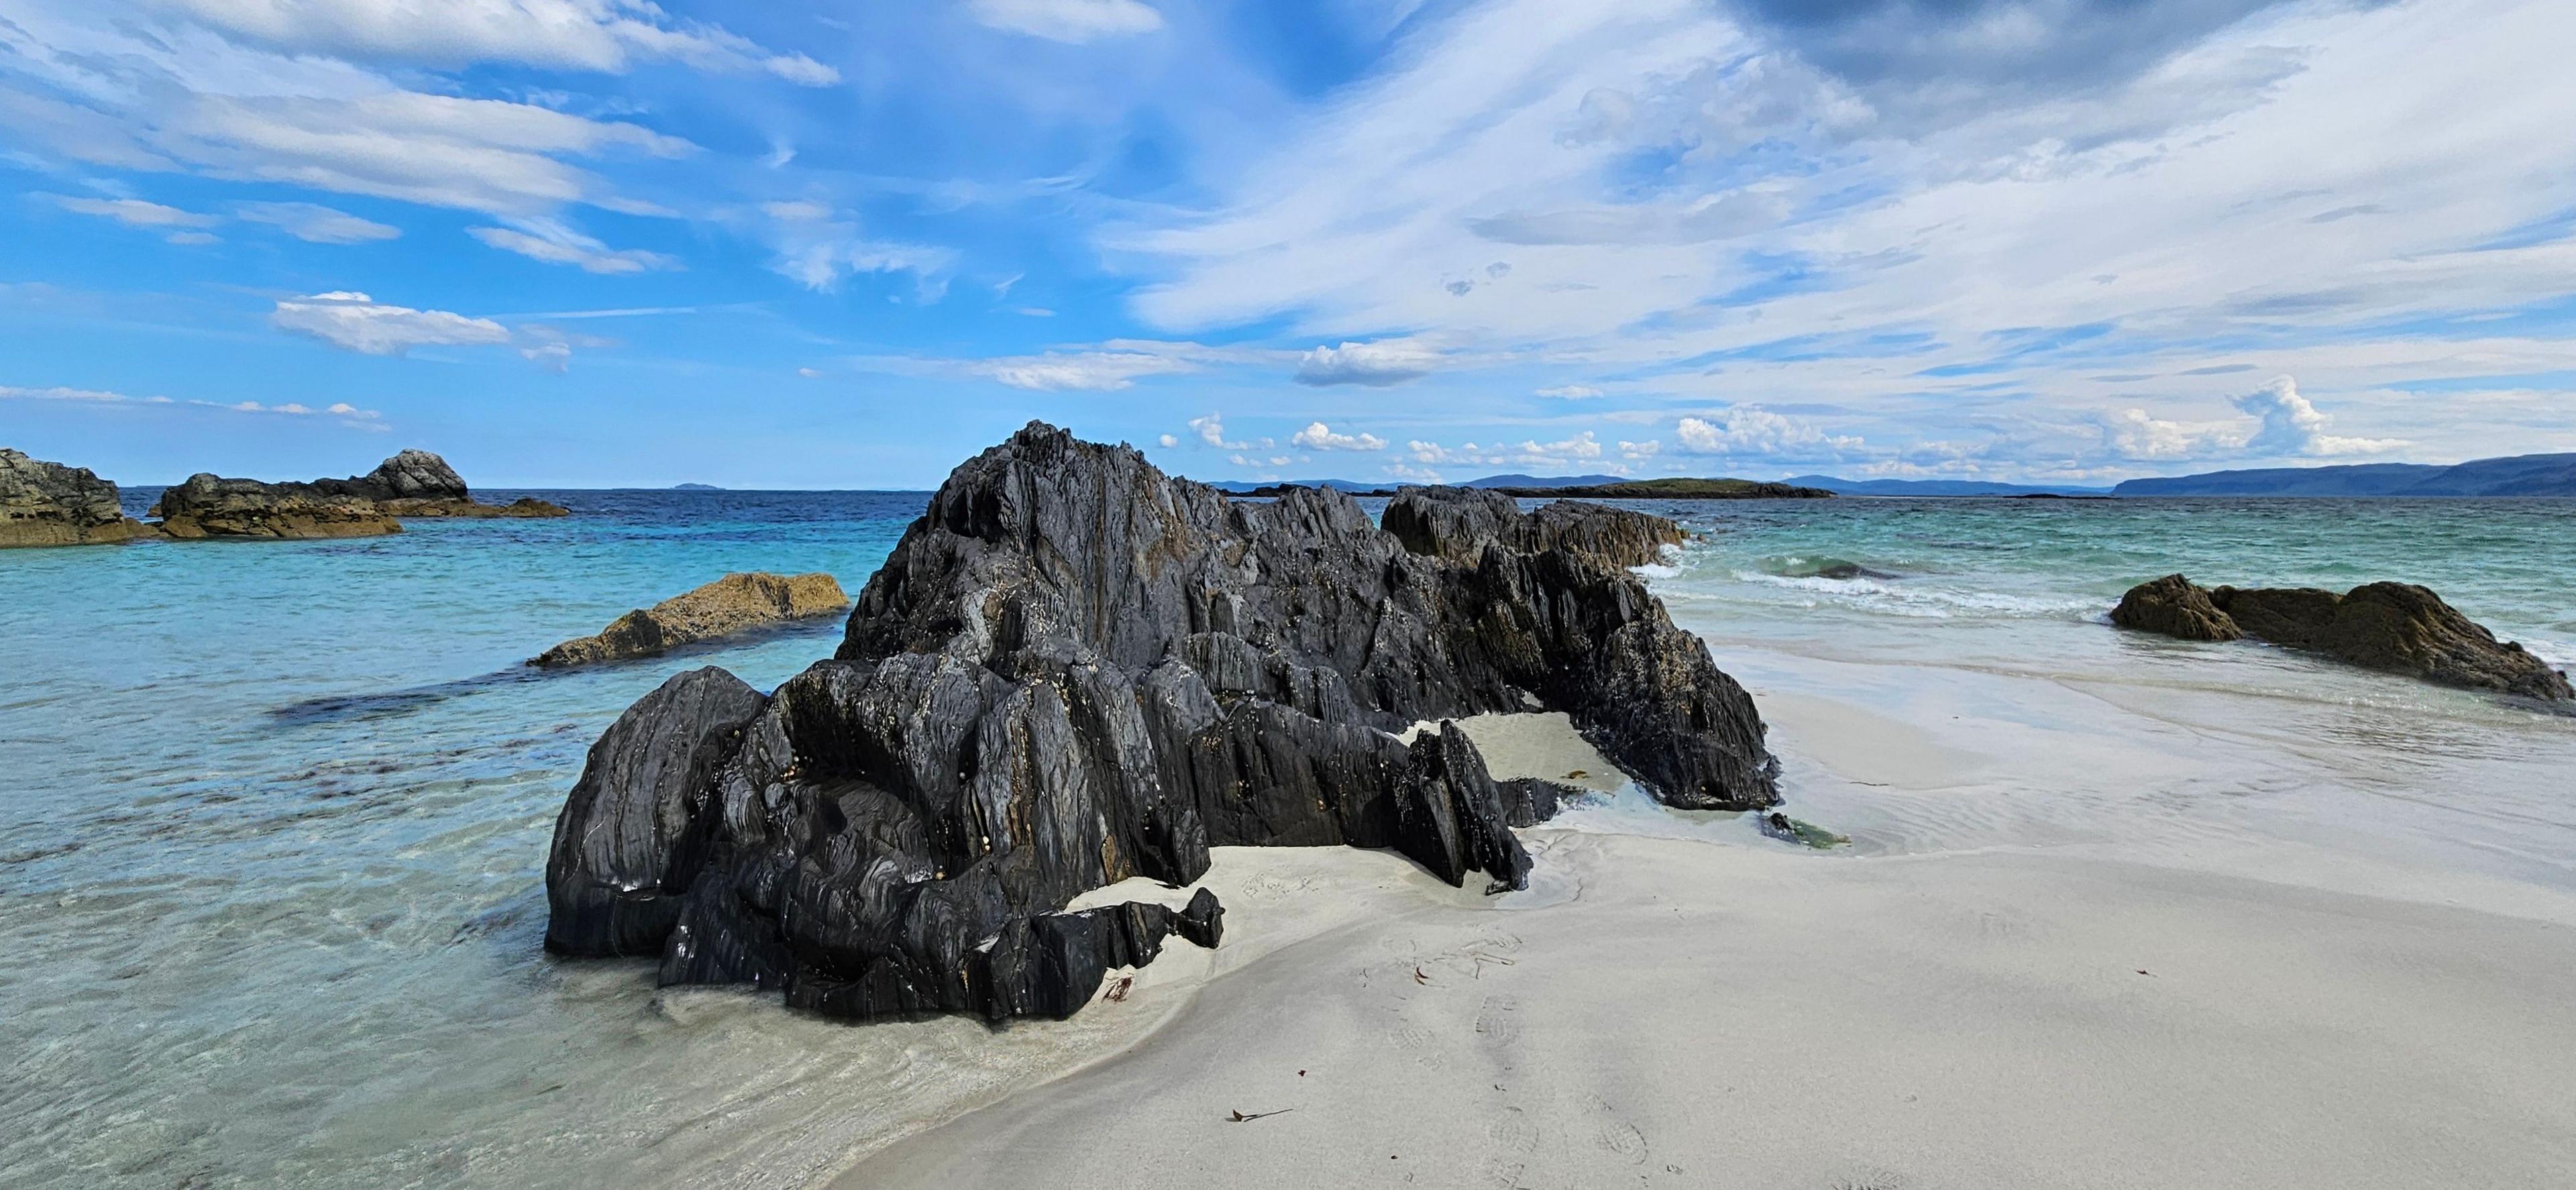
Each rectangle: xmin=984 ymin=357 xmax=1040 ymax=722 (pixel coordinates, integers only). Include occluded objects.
xmin=154 ymin=449 xmax=568 ymax=539
xmin=2112 ymin=452 xmax=2576 ymax=497
xmin=0 ymin=447 xmax=566 ymax=547
xmin=1242 ymin=476 xmax=1834 ymax=500
xmin=672 ymin=483 xmax=724 ymax=491
xmin=2113 ymin=575 xmax=2571 ymax=701
xmin=532 ymin=572 xmax=848 ymax=667
xmin=544 ymin=423 xmax=1778 ymax=1023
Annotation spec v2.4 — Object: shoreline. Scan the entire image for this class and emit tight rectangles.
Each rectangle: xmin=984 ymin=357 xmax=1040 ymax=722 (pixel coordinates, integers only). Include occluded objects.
xmin=808 ymin=623 xmax=2576 ymax=1187
xmin=833 ymin=833 xmax=2576 ymax=1189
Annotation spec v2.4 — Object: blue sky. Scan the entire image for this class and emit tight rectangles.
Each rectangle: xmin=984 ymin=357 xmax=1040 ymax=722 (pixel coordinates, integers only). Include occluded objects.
xmin=3 ymin=0 xmax=2571 ymax=488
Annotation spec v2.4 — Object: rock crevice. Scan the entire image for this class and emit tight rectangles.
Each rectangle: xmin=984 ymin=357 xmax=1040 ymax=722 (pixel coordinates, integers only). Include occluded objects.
xmin=545 ymin=424 xmax=1778 ymax=1022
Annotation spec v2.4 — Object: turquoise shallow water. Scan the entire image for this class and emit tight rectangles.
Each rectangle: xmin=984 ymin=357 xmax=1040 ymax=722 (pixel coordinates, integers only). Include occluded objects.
xmin=3 ymin=492 xmax=2571 ymax=1188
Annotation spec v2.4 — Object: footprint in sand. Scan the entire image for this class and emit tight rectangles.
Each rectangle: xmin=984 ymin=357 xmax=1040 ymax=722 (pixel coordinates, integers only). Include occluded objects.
xmin=1474 ymin=995 xmax=1524 ymax=1045
xmin=1481 ymin=1158 xmax=1528 ymax=1189
xmin=1833 ymin=1169 xmax=1911 ymax=1190
xmin=1485 ymin=1107 xmax=1541 ymax=1154
xmin=1383 ymin=1020 xmax=1444 ymax=1069
xmin=1593 ymin=1120 xmax=1650 ymax=1164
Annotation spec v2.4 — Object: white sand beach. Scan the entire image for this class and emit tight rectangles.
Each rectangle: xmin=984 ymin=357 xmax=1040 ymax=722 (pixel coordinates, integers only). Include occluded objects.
xmin=819 ymin=637 xmax=2576 ymax=1189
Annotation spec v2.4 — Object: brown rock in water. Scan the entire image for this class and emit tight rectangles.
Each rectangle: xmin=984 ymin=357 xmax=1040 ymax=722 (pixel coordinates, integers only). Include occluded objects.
xmin=531 ymin=572 xmax=850 ymax=667
xmin=2112 ymin=575 xmax=2571 ymax=700
xmin=2110 ymin=574 xmax=2243 ymax=642
xmin=1 ymin=449 xmax=150 ymax=548
xmin=151 ymin=474 xmax=406 ymax=539
xmin=148 ymin=449 xmax=567 ymax=538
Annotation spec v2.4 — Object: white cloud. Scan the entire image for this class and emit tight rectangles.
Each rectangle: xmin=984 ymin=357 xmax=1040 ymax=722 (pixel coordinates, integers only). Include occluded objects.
xmin=1536 ymin=384 xmax=1603 ymax=399
xmin=270 ymin=290 xmax=511 ymax=356
xmin=235 ymin=201 xmax=400 ymax=244
xmin=1673 ymin=408 xmax=1864 ymax=457
xmin=762 ymin=205 xmax=954 ymax=294
xmin=967 ymin=0 xmax=1165 ymax=43
xmin=1157 ymin=433 xmax=1180 ymax=448
xmin=2 ymin=382 xmax=382 ymax=426
xmin=1190 ymin=413 xmax=1244 ymax=449
xmin=468 ymin=219 xmax=678 ymax=274
xmin=2231 ymin=375 xmax=2404 ymax=457
xmin=798 ymin=367 xmax=823 ymax=379
xmin=1290 ymin=421 xmax=1388 ymax=451
xmin=1406 ymin=431 xmax=1606 ymax=470
xmin=979 ymin=349 xmax=1195 ymax=391
xmin=1294 ymin=337 xmax=1444 ymax=386
xmin=2102 ymin=407 xmax=2242 ymax=461
xmin=152 ymin=0 xmax=839 ymax=84
xmin=51 ymin=195 xmax=221 ymax=228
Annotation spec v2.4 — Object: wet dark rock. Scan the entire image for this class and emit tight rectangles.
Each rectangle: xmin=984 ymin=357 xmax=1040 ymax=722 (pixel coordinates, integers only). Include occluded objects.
xmin=2112 ymin=575 xmax=2570 ymax=700
xmin=544 ymin=668 xmax=767 ymax=956
xmin=545 ymin=423 xmax=1778 ymax=1023
xmin=1381 ymin=486 xmax=1684 ymax=568
xmin=149 ymin=449 xmax=566 ymax=539
xmin=1809 ymin=561 xmax=1901 ymax=581
xmin=531 ymin=572 xmax=849 ymax=667
xmin=2110 ymin=574 xmax=2243 ymax=642
xmin=1 ymin=448 xmax=148 ymax=548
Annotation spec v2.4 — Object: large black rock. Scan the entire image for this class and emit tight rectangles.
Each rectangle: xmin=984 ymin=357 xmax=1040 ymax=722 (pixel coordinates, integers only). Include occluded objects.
xmin=544 ymin=424 xmax=1778 ymax=1022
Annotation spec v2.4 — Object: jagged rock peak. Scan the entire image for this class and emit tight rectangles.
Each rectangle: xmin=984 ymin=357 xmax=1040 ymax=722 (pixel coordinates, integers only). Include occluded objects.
xmin=545 ymin=421 xmax=1778 ymax=1024
xmin=358 ymin=449 xmax=470 ymax=501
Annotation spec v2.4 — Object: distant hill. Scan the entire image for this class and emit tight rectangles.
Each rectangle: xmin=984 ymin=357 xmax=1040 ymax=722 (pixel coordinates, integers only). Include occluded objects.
xmin=1786 ymin=474 xmax=2114 ymax=497
xmin=671 ymin=483 xmax=724 ymax=491
xmin=1502 ymin=477 xmax=1833 ymax=500
xmin=1204 ymin=478 xmax=1381 ymax=494
xmin=2112 ymin=453 xmax=2576 ymax=497
xmin=1458 ymin=473 xmax=1626 ymax=489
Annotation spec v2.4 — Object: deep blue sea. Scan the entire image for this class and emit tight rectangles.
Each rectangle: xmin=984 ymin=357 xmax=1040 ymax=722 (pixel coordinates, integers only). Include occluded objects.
xmin=4 ymin=490 xmax=2571 ymax=1188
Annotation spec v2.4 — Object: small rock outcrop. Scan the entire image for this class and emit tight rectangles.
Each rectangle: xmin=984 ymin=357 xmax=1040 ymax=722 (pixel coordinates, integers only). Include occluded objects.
xmin=1 ymin=449 xmax=148 ymax=548
xmin=2110 ymin=574 xmax=2243 ymax=642
xmin=544 ymin=423 xmax=1778 ymax=1024
xmin=2112 ymin=574 xmax=2570 ymax=700
xmin=149 ymin=449 xmax=569 ymax=539
xmin=152 ymin=474 xmax=407 ymax=539
xmin=531 ymin=572 xmax=851 ymax=667
xmin=1381 ymin=486 xmax=1684 ymax=567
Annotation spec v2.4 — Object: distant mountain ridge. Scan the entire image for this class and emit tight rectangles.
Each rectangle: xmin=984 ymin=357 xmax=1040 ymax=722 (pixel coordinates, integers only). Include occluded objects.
xmin=1784 ymin=474 xmax=2114 ymax=497
xmin=2112 ymin=453 xmax=2576 ymax=497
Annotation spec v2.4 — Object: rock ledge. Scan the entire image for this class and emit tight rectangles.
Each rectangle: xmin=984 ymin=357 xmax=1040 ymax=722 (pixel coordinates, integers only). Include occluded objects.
xmin=532 ymin=572 xmax=851 ymax=667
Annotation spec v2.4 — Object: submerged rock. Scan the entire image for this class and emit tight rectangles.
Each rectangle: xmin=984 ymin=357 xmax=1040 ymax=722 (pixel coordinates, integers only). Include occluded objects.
xmin=0 ymin=449 xmax=148 ymax=548
xmin=531 ymin=572 xmax=851 ymax=667
xmin=149 ymin=449 xmax=567 ymax=539
xmin=544 ymin=423 xmax=1779 ymax=1023
xmin=2112 ymin=574 xmax=2570 ymax=700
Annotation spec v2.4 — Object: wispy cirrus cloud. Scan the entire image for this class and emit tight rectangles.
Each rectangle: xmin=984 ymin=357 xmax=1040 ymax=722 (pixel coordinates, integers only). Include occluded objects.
xmin=967 ymin=0 xmax=1165 ymax=43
